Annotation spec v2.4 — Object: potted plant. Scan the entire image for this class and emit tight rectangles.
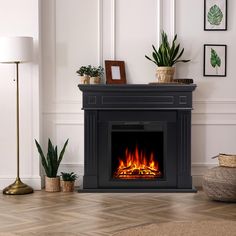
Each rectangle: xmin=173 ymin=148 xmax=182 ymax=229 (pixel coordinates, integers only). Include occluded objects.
xmin=60 ymin=172 xmax=78 ymax=192
xmin=145 ymin=31 xmax=190 ymax=83
xmin=35 ymin=139 xmax=69 ymax=192
xmin=76 ymin=65 xmax=91 ymax=84
xmin=89 ymin=66 xmax=104 ymax=84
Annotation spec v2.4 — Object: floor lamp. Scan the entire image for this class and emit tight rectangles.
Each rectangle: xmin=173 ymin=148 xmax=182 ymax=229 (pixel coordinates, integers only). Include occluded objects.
xmin=0 ymin=37 xmax=34 ymax=195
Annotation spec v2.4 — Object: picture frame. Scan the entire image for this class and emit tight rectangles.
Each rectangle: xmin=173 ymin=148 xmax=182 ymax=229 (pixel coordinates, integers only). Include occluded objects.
xmin=203 ymin=44 xmax=227 ymax=77
xmin=204 ymin=0 xmax=227 ymax=31
xmin=105 ymin=60 xmax=126 ymax=84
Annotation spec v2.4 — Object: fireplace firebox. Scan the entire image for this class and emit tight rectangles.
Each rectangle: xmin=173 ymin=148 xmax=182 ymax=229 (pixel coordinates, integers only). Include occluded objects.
xmin=112 ymin=126 xmax=164 ymax=180
xmin=78 ymin=84 xmax=196 ymax=192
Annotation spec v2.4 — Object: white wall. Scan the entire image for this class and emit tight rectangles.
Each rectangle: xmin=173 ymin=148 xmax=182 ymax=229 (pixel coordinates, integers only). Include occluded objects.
xmin=0 ymin=0 xmax=41 ymax=189
xmin=176 ymin=0 xmax=236 ymax=184
xmin=1 ymin=0 xmax=235 ymax=189
xmin=41 ymin=0 xmax=236 ymax=187
xmin=41 ymin=0 xmax=175 ymax=184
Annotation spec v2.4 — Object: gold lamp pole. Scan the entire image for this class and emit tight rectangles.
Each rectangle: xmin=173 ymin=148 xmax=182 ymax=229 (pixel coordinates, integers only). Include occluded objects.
xmin=0 ymin=37 xmax=34 ymax=195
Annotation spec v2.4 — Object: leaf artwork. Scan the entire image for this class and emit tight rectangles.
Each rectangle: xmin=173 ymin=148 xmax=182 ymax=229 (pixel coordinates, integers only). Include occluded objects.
xmin=207 ymin=4 xmax=223 ymax=26
xmin=210 ymin=48 xmax=221 ymax=74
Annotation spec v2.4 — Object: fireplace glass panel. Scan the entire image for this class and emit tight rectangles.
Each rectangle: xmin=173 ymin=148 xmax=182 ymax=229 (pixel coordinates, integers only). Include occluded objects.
xmin=112 ymin=131 xmax=164 ymax=180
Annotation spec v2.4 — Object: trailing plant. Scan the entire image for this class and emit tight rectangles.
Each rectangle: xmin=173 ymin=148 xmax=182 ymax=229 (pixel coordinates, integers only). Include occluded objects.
xmin=145 ymin=31 xmax=190 ymax=67
xmin=35 ymin=139 xmax=69 ymax=178
xmin=61 ymin=172 xmax=78 ymax=181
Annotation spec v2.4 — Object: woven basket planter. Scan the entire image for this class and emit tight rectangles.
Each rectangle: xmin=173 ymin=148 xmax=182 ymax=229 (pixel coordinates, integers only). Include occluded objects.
xmin=90 ymin=76 xmax=100 ymax=84
xmin=156 ymin=67 xmax=175 ymax=83
xmin=202 ymin=167 xmax=236 ymax=202
xmin=218 ymin=154 xmax=236 ymax=167
xmin=79 ymin=75 xmax=89 ymax=84
xmin=45 ymin=176 xmax=60 ymax=192
xmin=61 ymin=180 xmax=75 ymax=192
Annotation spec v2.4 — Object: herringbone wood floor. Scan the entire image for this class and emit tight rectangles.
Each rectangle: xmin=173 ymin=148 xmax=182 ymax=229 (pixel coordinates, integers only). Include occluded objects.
xmin=0 ymin=190 xmax=235 ymax=235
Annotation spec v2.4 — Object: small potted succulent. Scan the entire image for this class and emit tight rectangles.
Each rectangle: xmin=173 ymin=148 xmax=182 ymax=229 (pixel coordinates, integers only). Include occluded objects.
xmin=76 ymin=65 xmax=104 ymax=84
xmin=60 ymin=172 xmax=78 ymax=192
xmin=89 ymin=66 xmax=104 ymax=84
xmin=35 ymin=139 xmax=69 ymax=192
xmin=76 ymin=65 xmax=91 ymax=84
xmin=145 ymin=31 xmax=190 ymax=83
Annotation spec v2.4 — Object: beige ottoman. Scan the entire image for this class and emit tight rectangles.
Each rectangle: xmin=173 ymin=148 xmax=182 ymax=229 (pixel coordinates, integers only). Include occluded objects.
xmin=202 ymin=166 xmax=236 ymax=202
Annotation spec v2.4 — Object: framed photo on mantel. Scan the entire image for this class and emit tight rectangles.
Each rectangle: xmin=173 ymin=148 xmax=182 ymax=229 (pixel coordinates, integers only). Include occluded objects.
xmin=105 ymin=60 xmax=126 ymax=84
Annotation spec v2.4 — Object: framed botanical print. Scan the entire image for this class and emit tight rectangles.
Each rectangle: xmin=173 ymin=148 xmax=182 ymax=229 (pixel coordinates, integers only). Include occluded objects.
xmin=203 ymin=44 xmax=227 ymax=77
xmin=204 ymin=0 xmax=227 ymax=31
xmin=105 ymin=60 xmax=127 ymax=84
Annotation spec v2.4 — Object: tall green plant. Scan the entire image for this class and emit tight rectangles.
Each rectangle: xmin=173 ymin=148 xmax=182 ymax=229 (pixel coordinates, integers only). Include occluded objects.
xmin=145 ymin=31 xmax=190 ymax=67
xmin=35 ymin=139 xmax=69 ymax=177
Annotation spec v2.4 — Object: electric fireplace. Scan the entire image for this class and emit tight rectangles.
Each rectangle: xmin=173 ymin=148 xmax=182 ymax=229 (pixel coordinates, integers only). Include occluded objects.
xmin=112 ymin=124 xmax=164 ymax=180
xmin=78 ymin=84 xmax=196 ymax=192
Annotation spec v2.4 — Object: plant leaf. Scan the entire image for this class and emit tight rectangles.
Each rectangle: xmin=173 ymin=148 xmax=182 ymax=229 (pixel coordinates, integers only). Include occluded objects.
xmin=48 ymin=139 xmax=55 ymax=177
xmin=152 ymin=52 xmax=159 ymax=65
xmin=210 ymin=48 xmax=221 ymax=68
xmin=35 ymin=140 xmax=49 ymax=176
xmin=145 ymin=31 xmax=190 ymax=66
xmin=171 ymin=44 xmax=180 ymax=62
xmin=57 ymin=139 xmax=69 ymax=171
xmin=145 ymin=55 xmax=158 ymax=65
xmin=172 ymin=48 xmax=184 ymax=65
xmin=207 ymin=5 xmax=223 ymax=26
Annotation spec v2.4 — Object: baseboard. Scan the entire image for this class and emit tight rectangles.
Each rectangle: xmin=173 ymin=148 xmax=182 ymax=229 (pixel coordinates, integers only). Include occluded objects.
xmin=0 ymin=176 xmax=42 ymax=190
xmin=0 ymin=164 xmax=216 ymax=190
xmin=192 ymin=163 xmax=217 ymax=187
xmin=61 ymin=163 xmax=217 ymax=188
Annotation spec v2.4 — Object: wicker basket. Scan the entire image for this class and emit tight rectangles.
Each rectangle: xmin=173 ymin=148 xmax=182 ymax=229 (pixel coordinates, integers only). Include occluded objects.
xmin=218 ymin=153 xmax=236 ymax=168
xmin=45 ymin=176 xmax=60 ymax=192
xmin=61 ymin=180 xmax=75 ymax=192
xmin=156 ymin=67 xmax=175 ymax=83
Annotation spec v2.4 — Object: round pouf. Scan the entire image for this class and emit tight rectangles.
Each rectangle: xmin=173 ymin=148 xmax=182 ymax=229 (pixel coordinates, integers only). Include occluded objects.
xmin=202 ymin=167 xmax=236 ymax=202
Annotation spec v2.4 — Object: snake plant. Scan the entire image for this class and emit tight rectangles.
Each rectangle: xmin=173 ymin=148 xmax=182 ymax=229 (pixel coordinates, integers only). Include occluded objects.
xmin=145 ymin=31 xmax=190 ymax=67
xmin=35 ymin=139 xmax=69 ymax=177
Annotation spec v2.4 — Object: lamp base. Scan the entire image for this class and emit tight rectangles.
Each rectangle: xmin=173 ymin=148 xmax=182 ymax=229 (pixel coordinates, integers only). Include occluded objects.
xmin=3 ymin=178 xmax=33 ymax=195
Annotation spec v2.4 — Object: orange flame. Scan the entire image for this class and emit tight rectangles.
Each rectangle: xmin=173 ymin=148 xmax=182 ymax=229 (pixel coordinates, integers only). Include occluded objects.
xmin=114 ymin=145 xmax=161 ymax=179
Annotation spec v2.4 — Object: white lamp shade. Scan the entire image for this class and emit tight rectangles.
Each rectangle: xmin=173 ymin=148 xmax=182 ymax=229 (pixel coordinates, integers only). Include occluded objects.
xmin=0 ymin=36 xmax=33 ymax=63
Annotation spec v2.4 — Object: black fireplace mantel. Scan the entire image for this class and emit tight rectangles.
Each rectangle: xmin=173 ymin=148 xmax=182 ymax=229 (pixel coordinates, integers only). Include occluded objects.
xmin=78 ymin=84 xmax=197 ymax=192
xmin=79 ymin=84 xmax=196 ymax=111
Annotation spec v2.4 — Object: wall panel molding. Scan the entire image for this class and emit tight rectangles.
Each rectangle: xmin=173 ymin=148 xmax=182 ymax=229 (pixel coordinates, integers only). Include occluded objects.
xmin=110 ymin=0 xmax=162 ymax=60
xmin=156 ymin=0 xmax=163 ymax=46
xmin=161 ymin=0 xmax=176 ymax=37
xmin=111 ymin=0 xmax=116 ymax=59
xmin=98 ymin=0 xmax=103 ymax=65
